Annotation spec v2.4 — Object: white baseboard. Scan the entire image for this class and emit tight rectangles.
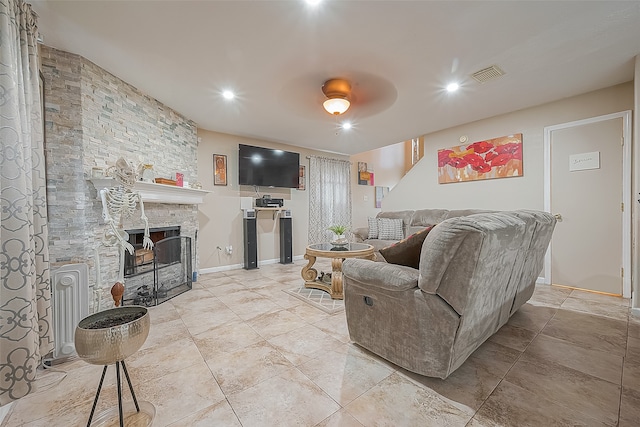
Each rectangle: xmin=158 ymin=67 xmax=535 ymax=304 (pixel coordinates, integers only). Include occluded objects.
xmin=199 ymin=255 xmax=304 ymax=275
xmin=631 ymin=307 xmax=640 ymax=318
xmin=199 ymin=263 xmax=244 ymax=274
xmin=535 ymin=276 xmax=546 ymax=285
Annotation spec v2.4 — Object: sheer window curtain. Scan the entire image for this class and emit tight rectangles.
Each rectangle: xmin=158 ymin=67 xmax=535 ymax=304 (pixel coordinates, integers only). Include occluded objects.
xmin=0 ymin=0 xmax=54 ymax=405
xmin=308 ymin=157 xmax=352 ymax=244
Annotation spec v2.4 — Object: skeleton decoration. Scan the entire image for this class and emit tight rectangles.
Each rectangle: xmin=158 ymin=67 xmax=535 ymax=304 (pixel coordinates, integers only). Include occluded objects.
xmin=97 ymin=157 xmax=153 ymax=307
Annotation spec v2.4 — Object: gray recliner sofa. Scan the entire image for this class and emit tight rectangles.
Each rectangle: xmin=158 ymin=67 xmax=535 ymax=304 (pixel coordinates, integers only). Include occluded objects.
xmin=342 ymin=210 xmax=556 ymax=379
xmin=352 ymin=208 xmax=491 ymax=261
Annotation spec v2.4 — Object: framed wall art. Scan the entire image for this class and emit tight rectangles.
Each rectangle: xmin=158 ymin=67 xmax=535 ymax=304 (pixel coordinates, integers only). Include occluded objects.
xmin=214 ymin=154 xmax=227 ymax=186
xmin=437 ymin=133 xmax=523 ymax=184
xmin=298 ymin=165 xmax=306 ymax=190
xmin=357 ymin=162 xmax=374 ymax=186
xmin=375 ymin=186 xmax=389 ymax=208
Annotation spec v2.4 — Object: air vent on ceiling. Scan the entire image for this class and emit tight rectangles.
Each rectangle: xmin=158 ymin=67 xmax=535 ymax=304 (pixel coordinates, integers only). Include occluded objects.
xmin=470 ymin=65 xmax=505 ymax=83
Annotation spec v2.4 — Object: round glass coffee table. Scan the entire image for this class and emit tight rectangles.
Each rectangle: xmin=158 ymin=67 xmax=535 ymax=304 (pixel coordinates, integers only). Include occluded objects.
xmin=302 ymin=242 xmax=375 ymax=299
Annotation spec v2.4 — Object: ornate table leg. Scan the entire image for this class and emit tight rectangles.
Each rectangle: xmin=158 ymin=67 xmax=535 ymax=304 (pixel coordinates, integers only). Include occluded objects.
xmin=330 ymin=258 xmax=344 ymax=299
xmin=301 ymin=254 xmax=318 ymax=283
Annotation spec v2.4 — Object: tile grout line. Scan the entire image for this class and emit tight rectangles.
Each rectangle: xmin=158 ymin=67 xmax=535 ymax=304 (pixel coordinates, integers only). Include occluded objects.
xmin=468 ymin=300 xmax=563 ymax=425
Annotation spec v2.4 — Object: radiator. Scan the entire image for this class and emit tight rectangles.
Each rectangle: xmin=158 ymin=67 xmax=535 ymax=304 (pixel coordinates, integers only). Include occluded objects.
xmin=51 ymin=263 xmax=88 ymax=359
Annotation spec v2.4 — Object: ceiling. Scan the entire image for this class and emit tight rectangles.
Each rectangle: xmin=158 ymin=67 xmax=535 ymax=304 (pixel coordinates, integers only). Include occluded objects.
xmin=31 ymin=1 xmax=640 ymax=155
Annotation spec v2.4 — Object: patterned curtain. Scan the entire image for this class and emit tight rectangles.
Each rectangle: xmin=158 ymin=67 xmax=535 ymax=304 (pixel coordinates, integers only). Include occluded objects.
xmin=308 ymin=157 xmax=352 ymax=244
xmin=0 ymin=0 xmax=54 ymax=405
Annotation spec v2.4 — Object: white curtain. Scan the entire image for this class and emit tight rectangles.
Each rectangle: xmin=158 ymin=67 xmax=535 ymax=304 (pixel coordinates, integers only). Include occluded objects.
xmin=308 ymin=157 xmax=352 ymax=244
xmin=0 ymin=0 xmax=54 ymax=405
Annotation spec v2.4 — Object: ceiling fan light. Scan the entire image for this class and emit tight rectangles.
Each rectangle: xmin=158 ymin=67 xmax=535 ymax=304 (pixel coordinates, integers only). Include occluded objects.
xmin=323 ymin=98 xmax=350 ymax=115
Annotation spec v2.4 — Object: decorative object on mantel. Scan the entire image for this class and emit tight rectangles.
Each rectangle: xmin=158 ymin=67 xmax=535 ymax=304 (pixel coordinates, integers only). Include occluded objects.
xmin=96 ymin=157 xmax=153 ymax=311
xmin=154 ymin=178 xmax=176 ymax=186
xmin=175 ymin=172 xmax=184 ymax=187
xmin=138 ymin=164 xmax=155 ymax=183
xmin=214 ymin=154 xmax=227 ymax=186
xmin=92 ymin=166 xmax=107 ymax=178
xmin=438 ymin=133 xmax=523 ymax=184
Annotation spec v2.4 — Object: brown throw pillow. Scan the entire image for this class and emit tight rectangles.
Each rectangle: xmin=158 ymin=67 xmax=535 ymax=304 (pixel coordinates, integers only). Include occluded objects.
xmin=379 ymin=225 xmax=435 ymax=269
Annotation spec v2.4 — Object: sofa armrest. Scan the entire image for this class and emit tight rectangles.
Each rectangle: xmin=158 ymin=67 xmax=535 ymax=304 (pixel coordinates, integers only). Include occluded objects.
xmin=351 ymin=227 xmax=369 ymax=242
xmin=343 ymin=259 xmax=419 ymax=291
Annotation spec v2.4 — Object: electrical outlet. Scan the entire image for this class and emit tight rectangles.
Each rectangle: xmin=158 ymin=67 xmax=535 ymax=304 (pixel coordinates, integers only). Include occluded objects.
xmin=225 ymin=245 xmax=233 ymax=255
xmin=363 ymin=195 xmax=368 ymax=201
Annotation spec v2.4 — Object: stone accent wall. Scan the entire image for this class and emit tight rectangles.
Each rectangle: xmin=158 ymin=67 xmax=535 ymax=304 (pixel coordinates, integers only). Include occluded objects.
xmin=41 ymin=46 xmax=199 ymax=311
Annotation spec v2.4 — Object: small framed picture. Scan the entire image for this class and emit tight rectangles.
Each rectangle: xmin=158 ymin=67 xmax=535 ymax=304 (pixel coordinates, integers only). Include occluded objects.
xmin=298 ymin=165 xmax=306 ymax=190
xmin=214 ymin=154 xmax=227 ymax=186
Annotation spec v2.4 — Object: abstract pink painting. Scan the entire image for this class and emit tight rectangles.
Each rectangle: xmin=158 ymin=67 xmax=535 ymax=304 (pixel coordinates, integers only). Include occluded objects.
xmin=438 ymin=133 xmax=523 ymax=184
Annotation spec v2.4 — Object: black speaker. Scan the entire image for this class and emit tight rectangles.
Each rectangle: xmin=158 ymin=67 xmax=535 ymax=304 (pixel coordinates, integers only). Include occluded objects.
xmin=243 ymin=218 xmax=258 ymax=270
xmin=279 ymin=217 xmax=293 ymax=264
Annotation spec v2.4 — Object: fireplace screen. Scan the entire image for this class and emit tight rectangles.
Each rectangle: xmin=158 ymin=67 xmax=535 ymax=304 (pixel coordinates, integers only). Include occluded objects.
xmin=124 ymin=226 xmax=180 ymax=277
xmin=122 ymin=235 xmax=192 ymax=306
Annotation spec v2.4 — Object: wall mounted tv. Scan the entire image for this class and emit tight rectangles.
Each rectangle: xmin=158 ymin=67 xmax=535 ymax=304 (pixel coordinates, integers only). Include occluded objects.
xmin=238 ymin=144 xmax=300 ymax=188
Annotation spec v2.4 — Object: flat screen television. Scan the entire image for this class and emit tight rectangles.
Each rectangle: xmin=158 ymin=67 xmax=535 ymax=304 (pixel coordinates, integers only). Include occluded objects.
xmin=238 ymin=144 xmax=300 ymax=188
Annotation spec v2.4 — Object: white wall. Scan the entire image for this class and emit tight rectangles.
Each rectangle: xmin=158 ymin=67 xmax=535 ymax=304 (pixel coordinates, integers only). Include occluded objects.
xmin=350 ymin=141 xmax=406 ymax=229
xmin=384 ymin=82 xmax=634 ymax=211
xmin=197 ymin=130 xmax=349 ymax=271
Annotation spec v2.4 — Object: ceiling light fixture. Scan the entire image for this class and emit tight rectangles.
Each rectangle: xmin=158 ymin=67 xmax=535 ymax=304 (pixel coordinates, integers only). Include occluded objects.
xmin=322 ymin=78 xmax=351 ymax=115
xmin=341 ymin=122 xmax=352 ymax=130
xmin=446 ymin=82 xmax=460 ymax=93
xmin=222 ymin=90 xmax=235 ymax=100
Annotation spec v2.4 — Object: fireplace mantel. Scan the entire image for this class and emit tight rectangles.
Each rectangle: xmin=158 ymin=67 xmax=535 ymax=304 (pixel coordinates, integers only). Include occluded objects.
xmin=90 ymin=178 xmax=211 ymax=204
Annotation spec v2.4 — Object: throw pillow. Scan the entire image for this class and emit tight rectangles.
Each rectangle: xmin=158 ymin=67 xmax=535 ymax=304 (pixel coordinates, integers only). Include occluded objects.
xmin=379 ymin=225 xmax=435 ymax=269
xmin=367 ymin=217 xmax=379 ymax=239
xmin=377 ymin=218 xmax=404 ymax=240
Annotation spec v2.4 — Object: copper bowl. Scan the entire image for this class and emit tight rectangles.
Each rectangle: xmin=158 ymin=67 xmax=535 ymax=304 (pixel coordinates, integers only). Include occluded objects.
xmin=74 ymin=306 xmax=150 ymax=365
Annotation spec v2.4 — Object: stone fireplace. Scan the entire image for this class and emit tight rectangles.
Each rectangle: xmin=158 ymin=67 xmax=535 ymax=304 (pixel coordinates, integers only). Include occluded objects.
xmin=123 ymin=226 xmax=193 ymax=306
xmin=41 ymin=45 xmax=201 ymax=311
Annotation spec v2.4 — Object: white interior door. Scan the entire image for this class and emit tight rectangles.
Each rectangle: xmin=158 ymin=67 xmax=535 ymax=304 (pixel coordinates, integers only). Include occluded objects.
xmin=544 ymin=112 xmax=631 ymax=296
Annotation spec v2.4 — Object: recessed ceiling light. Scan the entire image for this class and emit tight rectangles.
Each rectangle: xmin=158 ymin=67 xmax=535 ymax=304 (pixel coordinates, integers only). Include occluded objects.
xmin=222 ymin=90 xmax=235 ymax=100
xmin=306 ymin=0 xmax=322 ymax=5
xmin=446 ymin=83 xmax=460 ymax=93
xmin=341 ymin=122 xmax=352 ymax=130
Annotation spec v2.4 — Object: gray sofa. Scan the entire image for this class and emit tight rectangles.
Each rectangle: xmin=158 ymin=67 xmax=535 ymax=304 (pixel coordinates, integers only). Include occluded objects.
xmin=342 ymin=210 xmax=555 ymax=379
xmin=353 ymin=208 xmax=491 ymax=261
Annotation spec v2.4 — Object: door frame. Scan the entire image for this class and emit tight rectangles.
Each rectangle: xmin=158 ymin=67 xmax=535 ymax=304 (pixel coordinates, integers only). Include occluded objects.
xmin=543 ymin=110 xmax=632 ymax=298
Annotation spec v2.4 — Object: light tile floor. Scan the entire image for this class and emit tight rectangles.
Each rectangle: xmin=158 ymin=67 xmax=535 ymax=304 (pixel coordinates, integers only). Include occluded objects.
xmin=3 ymin=260 xmax=640 ymax=426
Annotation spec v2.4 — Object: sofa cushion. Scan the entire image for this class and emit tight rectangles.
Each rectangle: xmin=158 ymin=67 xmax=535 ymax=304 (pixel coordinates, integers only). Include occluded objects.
xmin=410 ymin=209 xmax=449 ymax=228
xmin=377 ymin=210 xmax=415 ymax=237
xmin=367 ymin=217 xmax=379 ymax=239
xmin=379 ymin=225 xmax=435 ymax=269
xmin=378 ymin=218 xmax=404 ymax=240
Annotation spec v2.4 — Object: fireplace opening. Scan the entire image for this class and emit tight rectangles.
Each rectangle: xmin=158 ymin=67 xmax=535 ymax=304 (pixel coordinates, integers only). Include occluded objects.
xmin=122 ymin=227 xmax=192 ymax=306
xmin=124 ymin=226 xmax=180 ymax=277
